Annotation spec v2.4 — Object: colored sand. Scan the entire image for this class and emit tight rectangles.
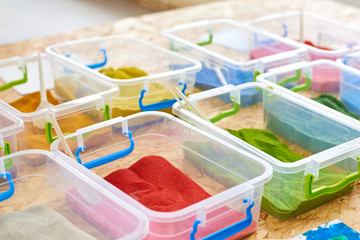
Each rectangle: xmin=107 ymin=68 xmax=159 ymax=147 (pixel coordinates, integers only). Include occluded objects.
xmin=302 ymin=40 xmax=333 ymax=51
xmin=9 ymin=90 xmax=60 ymax=113
xmin=0 ymin=204 xmax=95 ymax=239
xmin=99 ymin=67 xmax=174 ymax=117
xmin=225 ymin=128 xmax=303 ymax=163
xmin=262 ymin=168 xmax=350 ymax=215
xmin=182 ymin=141 xmax=353 ymax=219
xmin=104 ymin=155 xmax=211 ymax=212
xmin=311 ymin=94 xmax=360 ymax=120
xmin=99 ymin=67 xmax=148 ymax=79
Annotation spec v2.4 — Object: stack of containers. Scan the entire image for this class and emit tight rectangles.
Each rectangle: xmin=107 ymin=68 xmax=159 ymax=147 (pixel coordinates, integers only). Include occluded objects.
xmin=257 ymin=60 xmax=360 ymax=122
xmin=0 ymin=150 xmax=149 ymax=239
xmin=172 ymin=82 xmax=360 ymax=219
xmin=50 ymin=111 xmax=273 ymax=239
xmin=247 ymin=11 xmax=360 ymax=91
xmin=0 ymin=53 xmax=119 ymax=152
xmin=46 ymin=36 xmax=201 ymax=117
xmin=162 ymin=19 xmax=308 ymax=91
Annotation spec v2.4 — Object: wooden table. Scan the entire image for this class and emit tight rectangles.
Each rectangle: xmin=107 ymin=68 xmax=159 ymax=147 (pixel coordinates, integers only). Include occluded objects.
xmin=2 ymin=0 xmax=360 ymax=239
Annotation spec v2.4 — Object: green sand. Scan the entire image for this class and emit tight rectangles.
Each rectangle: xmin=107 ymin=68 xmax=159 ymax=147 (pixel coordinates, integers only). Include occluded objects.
xmin=183 ymin=127 xmax=353 ymax=218
xmin=225 ymin=128 xmax=303 ymax=163
xmin=312 ymin=94 xmax=360 ymax=120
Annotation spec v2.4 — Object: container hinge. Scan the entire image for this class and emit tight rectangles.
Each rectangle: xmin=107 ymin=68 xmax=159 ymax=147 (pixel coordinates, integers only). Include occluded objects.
xmin=305 ymin=159 xmax=320 ymax=179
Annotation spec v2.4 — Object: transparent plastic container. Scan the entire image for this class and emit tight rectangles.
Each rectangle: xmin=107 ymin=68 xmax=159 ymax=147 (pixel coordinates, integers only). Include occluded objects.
xmin=173 ymin=82 xmax=360 ymax=219
xmin=46 ymin=36 xmax=201 ymax=117
xmin=248 ymin=12 xmax=360 ymax=89
xmin=0 ymin=106 xmax=23 ymax=158
xmin=162 ymin=19 xmax=307 ymax=91
xmin=0 ymin=53 xmax=119 ymax=152
xmin=257 ymin=59 xmax=360 ymax=120
xmin=51 ymin=112 xmax=272 ymax=239
xmin=338 ymin=51 xmax=360 ymax=71
xmin=247 ymin=11 xmax=360 ymax=61
xmin=0 ymin=150 xmax=149 ymax=239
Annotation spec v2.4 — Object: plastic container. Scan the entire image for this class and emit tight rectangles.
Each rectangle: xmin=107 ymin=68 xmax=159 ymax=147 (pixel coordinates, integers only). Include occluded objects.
xmin=0 ymin=53 xmax=119 ymax=152
xmin=162 ymin=19 xmax=307 ymax=91
xmin=0 ymin=150 xmax=149 ymax=239
xmin=51 ymin=111 xmax=272 ymax=239
xmin=247 ymin=11 xmax=360 ymax=61
xmin=339 ymin=51 xmax=360 ymax=71
xmin=0 ymin=106 xmax=23 ymax=158
xmin=46 ymin=36 xmax=201 ymax=117
xmin=173 ymin=82 xmax=360 ymax=219
xmin=257 ymin=59 xmax=360 ymax=119
xmin=248 ymin=11 xmax=360 ymax=93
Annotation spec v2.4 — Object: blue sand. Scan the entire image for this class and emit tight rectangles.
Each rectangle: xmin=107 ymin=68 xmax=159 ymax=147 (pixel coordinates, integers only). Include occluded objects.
xmin=302 ymin=222 xmax=360 ymax=240
xmin=170 ymin=63 xmax=254 ymax=90
xmin=170 ymin=64 xmax=259 ymax=107
xmin=340 ymin=71 xmax=360 ymax=117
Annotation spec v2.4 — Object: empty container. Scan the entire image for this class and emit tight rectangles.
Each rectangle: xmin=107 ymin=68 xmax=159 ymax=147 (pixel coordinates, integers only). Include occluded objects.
xmin=0 ymin=150 xmax=149 ymax=239
xmin=173 ymin=82 xmax=360 ymax=219
xmin=257 ymin=59 xmax=360 ymax=120
xmin=46 ymin=36 xmax=201 ymax=117
xmin=162 ymin=19 xmax=307 ymax=91
xmin=0 ymin=53 xmax=119 ymax=152
xmin=51 ymin=111 xmax=272 ymax=239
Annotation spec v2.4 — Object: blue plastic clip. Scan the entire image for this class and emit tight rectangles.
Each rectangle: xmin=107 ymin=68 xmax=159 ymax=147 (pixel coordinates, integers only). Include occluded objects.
xmin=0 ymin=172 xmax=15 ymax=202
xmin=190 ymin=198 xmax=254 ymax=240
xmin=66 ymin=48 xmax=108 ymax=69
xmin=75 ymin=131 xmax=134 ymax=169
xmin=139 ymin=82 xmax=187 ymax=111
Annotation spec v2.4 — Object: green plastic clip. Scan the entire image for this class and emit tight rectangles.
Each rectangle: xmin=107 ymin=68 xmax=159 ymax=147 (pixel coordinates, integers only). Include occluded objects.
xmin=103 ymin=104 xmax=110 ymax=121
xmin=45 ymin=121 xmax=70 ymax=144
xmin=3 ymin=142 xmax=13 ymax=169
xmin=277 ymin=69 xmax=301 ymax=87
xmin=253 ymin=71 xmax=261 ymax=82
xmin=276 ymin=69 xmax=312 ymax=93
xmin=290 ymin=73 xmax=311 ymax=92
xmin=197 ymin=30 xmax=213 ymax=46
xmin=210 ymin=101 xmax=240 ymax=123
xmin=0 ymin=64 xmax=28 ymax=92
xmin=305 ymin=158 xmax=360 ymax=200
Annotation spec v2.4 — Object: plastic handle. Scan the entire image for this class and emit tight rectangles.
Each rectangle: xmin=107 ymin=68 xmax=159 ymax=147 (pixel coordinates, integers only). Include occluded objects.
xmin=190 ymin=199 xmax=254 ymax=240
xmin=290 ymin=73 xmax=311 ymax=92
xmin=3 ymin=142 xmax=13 ymax=169
xmin=254 ymin=23 xmax=288 ymax=46
xmin=45 ymin=121 xmax=70 ymax=144
xmin=210 ymin=101 xmax=240 ymax=123
xmin=277 ymin=69 xmax=301 ymax=87
xmin=66 ymin=48 xmax=107 ymax=69
xmin=305 ymin=160 xmax=360 ymax=200
xmin=75 ymin=131 xmax=134 ymax=169
xmin=0 ymin=64 xmax=28 ymax=92
xmin=139 ymin=82 xmax=187 ymax=111
xmin=276 ymin=69 xmax=311 ymax=92
xmin=0 ymin=172 xmax=15 ymax=202
xmin=197 ymin=30 xmax=213 ymax=46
